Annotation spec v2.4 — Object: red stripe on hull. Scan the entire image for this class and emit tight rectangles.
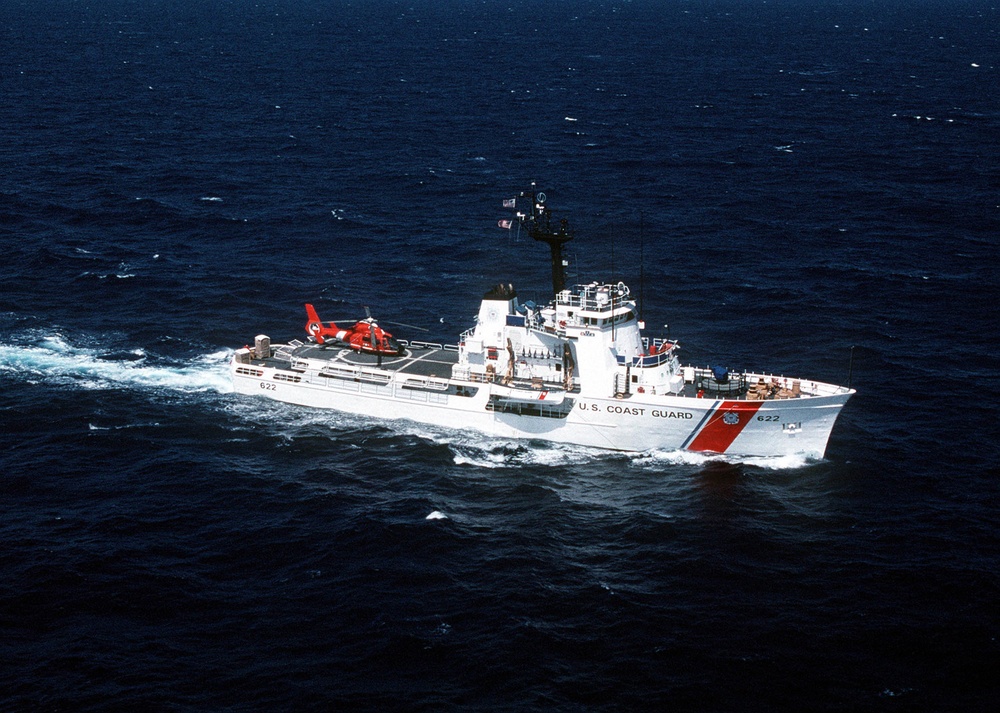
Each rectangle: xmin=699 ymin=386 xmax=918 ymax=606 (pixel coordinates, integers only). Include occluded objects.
xmin=686 ymin=400 xmax=764 ymax=453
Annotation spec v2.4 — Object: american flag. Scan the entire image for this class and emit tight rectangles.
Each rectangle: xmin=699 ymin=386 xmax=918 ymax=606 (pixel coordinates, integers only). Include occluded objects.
xmin=502 ymin=198 xmax=516 ymax=209
xmin=497 ymin=219 xmax=513 ymax=229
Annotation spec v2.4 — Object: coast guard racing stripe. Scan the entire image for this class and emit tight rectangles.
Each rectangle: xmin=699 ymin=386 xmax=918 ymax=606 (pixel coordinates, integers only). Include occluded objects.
xmin=685 ymin=400 xmax=764 ymax=454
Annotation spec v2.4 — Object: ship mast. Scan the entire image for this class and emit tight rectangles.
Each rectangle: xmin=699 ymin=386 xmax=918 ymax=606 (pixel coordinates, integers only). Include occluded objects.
xmin=505 ymin=186 xmax=573 ymax=297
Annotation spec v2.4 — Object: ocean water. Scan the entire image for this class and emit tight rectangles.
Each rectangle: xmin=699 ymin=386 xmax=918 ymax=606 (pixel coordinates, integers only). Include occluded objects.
xmin=2 ymin=0 xmax=998 ymax=710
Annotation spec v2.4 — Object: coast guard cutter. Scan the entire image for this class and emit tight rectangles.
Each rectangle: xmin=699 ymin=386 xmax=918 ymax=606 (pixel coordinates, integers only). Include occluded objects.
xmin=232 ymin=189 xmax=853 ymax=457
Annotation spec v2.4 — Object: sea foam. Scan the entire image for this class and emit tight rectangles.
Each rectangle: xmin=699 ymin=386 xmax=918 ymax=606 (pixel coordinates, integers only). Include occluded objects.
xmin=0 ymin=334 xmax=233 ymax=394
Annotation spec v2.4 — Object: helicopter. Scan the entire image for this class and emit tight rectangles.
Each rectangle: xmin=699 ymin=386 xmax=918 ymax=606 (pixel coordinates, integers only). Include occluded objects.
xmin=304 ymin=303 xmax=405 ymax=356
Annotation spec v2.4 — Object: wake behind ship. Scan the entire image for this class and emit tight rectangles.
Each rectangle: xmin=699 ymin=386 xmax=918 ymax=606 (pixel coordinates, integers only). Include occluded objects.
xmin=232 ymin=190 xmax=853 ymax=457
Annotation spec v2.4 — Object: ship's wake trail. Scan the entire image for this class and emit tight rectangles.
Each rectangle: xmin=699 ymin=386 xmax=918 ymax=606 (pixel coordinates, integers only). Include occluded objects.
xmin=0 ymin=334 xmax=233 ymax=394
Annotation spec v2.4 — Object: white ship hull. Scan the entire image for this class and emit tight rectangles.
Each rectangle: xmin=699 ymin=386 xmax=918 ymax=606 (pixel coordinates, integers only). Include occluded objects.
xmin=231 ymin=343 xmax=851 ymax=457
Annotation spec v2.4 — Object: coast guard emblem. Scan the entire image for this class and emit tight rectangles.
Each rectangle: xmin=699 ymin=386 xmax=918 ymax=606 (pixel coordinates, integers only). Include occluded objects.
xmin=722 ymin=412 xmax=740 ymax=425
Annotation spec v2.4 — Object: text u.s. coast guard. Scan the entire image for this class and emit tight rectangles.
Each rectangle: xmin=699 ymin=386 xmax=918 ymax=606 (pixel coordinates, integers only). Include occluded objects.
xmin=578 ymin=402 xmax=694 ymax=419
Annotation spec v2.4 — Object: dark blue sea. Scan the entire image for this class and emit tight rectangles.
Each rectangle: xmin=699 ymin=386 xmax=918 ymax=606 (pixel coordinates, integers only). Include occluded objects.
xmin=2 ymin=0 xmax=998 ymax=710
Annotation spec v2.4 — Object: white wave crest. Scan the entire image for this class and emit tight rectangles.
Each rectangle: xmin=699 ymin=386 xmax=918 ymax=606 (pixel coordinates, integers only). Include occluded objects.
xmin=634 ymin=448 xmax=814 ymax=471
xmin=0 ymin=335 xmax=233 ymax=394
xmin=444 ymin=435 xmax=612 ymax=469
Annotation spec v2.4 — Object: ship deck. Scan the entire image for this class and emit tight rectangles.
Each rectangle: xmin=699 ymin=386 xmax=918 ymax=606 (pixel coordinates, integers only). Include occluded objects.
xmin=266 ymin=341 xmax=462 ymax=380
xmin=246 ymin=341 xmax=842 ymax=402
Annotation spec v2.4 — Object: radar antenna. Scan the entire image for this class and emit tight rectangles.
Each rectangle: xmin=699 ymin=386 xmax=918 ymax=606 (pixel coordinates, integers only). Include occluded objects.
xmin=501 ymin=185 xmax=573 ymax=296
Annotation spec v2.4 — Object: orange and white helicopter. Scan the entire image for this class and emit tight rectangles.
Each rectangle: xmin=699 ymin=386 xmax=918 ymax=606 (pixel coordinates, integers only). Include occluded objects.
xmin=304 ymin=304 xmax=405 ymax=356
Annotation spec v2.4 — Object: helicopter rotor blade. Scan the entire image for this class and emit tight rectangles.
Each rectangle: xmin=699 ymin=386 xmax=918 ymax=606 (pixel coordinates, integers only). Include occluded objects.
xmin=379 ymin=319 xmax=429 ymax=332
xmin=319 ymin=308 xmax=428 ymax=335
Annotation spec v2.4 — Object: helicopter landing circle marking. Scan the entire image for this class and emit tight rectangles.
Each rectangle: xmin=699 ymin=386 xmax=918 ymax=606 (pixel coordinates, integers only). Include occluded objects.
xmin=334 ymin=349 xmax=409 ymax=367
